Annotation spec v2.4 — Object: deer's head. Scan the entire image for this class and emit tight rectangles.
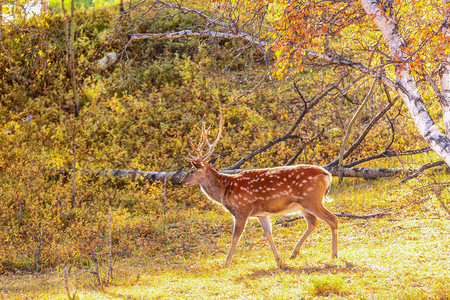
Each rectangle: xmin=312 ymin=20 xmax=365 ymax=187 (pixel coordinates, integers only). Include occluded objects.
xmin=181 ymin=112 xmax=223 ymax=187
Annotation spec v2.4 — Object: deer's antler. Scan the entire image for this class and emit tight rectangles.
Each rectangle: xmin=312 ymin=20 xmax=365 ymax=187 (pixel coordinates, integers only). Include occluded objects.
xmin=186 ymin=111 xmax=223 ymax=162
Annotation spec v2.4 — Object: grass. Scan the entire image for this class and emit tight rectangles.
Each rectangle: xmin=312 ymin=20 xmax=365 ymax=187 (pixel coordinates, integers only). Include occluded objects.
xmin=1 ymin=177 xmax=449 ymax=299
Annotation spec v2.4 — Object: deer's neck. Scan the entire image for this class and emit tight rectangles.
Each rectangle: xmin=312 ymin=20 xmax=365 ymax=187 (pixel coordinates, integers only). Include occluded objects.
xmin=199 ymin=170 xmax=230 ymax=205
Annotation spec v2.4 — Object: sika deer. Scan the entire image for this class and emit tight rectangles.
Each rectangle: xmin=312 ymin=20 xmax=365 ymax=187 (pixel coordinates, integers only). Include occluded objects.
xmin=181 ymin=113 xmax=338 ymax=267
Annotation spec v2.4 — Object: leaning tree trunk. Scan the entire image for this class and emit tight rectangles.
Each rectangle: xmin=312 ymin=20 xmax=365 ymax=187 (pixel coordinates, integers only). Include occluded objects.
xmin=361 ymin=0 xmax=450 ymax=166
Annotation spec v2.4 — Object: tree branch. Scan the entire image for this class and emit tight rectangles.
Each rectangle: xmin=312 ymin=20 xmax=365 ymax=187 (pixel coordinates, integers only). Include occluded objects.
xmin=343 ymin=147 xmax=431 ymax=168
xmin=285 ymin=128 xmax=325 ymax=166
xmin=399 ymin=161 xmax=446 ymax=184
xmin=337 ymin=79 xmax=377 ymax=183
xmin=123 ymin=9 xmax=404 ymax=100
xmin=53 ymin=160 xmax=441 ymax=185
xmin=224 ymin=84 xmax=338 ymax=170
xmin=325 ymin=96 xmax=398 ymax=168
xmin=324 ymin=166 xmax=406 ymax=179
xmin=129 ymin=29 xmax=270 ymax=47
xmin=275 ymin=212 xmax=391 ymax=225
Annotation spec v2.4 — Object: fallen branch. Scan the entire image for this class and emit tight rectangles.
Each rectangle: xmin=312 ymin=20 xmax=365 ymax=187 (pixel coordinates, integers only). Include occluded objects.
xmin=53 ymin=161 xmax=440 ymax=185
xmin=53 ymin=165 xmax=408 ymax=184
xmin=399 ymin=160 xmax=446 ymax=183
xmin=53 ymin=168 xmax=187 ymax=185
xmin=343 ymin=147 xmax=431 ymax=168
xmin=274 ymin=212 xmax=391 ymax=225
xmin=325 ymin=166 xmax=405 ymax=179
xmin=333 ymin=212 xmax=391 ymax=219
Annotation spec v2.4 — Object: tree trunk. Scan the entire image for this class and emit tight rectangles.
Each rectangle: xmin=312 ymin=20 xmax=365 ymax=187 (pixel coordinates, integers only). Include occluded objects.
xmin=119 ymin=0 xmax=124 ymax=13
xmin=0 ymin=0 xmax=3 ymax=45
xmin=361 ymin=0 xmax=450 ymax=166
xmin=70 ymin=0 xmax=79 ymax=117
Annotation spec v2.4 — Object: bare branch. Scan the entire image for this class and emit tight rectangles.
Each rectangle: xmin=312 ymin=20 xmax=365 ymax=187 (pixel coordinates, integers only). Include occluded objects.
xmin=275 ymin=211 xmax=391 ymax=225
xmin=215 ymin=66 xmax=273 ymax=108
xmin=285 ymin=129 xmax=325 ymax=166
xmin=158 ymin=1 xmax=233 ymax=29
xmin=326 ymin=95 xmax=399 ymax=168
xmin=130 ymin=29 xmax=270 ymax=47
xmin=120 ymin=3 xmax=404 ymax=98
xmin=53 ymin=157 xmax=443 ymax=186
xmin=325 ymin=166 xmax=406 ymax=179
xmin=399 ymin=161 xmax=446 ymax=184
xmin=343 ymin=147 xmax=431 ymax=168
xmin=224 ymin=84 xmax=338 ymax=170
xmin=337 ymin=79 xmax=377 ymax=183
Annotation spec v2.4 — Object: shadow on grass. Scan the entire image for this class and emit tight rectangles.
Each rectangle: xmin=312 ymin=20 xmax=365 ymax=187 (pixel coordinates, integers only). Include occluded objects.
xmin=236 ymin=261 xmax=360 ymax=281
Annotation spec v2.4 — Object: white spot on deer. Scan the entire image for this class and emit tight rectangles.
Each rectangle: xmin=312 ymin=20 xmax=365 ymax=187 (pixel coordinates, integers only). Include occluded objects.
xmin=283 ymin=177 xmax=287 ymax=182
xmin=296 ymin=174 xmax=300 ymax=179
xmin=302 ymin=180 xmax=307 ymax=183
xmin=307 ymin=187 xmax=313 ymax=192
xmin=234 ymin=195 xmax=238 ymax=199
xmin=303 ymin=192 xmax=307 ymax=196
xmin=308 ymin=176 xmax=313 ymax=180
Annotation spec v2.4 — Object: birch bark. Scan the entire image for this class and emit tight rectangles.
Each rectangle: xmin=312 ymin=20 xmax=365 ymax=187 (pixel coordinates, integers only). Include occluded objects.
xmin=361 ymin=0 xmax=450 ymax=165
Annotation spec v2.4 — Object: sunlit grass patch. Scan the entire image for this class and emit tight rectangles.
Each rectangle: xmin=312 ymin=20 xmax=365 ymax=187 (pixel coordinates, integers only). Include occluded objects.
xmin=306 ymin=274 xmax=349 ymax=297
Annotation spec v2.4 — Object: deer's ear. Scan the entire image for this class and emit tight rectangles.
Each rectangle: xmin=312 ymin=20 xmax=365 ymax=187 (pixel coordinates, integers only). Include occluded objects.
xmin=192 ymin=161 xmax=204 ymax=169
xmin=208 ymin=156 xmax=219 ymax=166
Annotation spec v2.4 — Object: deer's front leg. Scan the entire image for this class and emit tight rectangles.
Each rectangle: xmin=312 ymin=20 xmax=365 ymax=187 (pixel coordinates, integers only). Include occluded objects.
xmin=258 ymin=216 xmax=283 ymax=266
xmin=224 ymin=215 xmax=248 ymax=268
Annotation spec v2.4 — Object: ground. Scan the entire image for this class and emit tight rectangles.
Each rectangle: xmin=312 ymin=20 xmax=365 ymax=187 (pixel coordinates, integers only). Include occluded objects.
xmin=1 ymin=178 xmax=449 ymax=299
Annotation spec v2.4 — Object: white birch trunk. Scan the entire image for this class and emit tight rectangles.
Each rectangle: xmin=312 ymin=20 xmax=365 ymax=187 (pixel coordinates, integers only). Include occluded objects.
xmin=361 ymin=0 xmax=450 ymax=166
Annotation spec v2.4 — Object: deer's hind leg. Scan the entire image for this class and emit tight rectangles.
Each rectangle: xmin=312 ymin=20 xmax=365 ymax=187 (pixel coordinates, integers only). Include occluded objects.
xmin=290 ymin=210 xmax=318 ymax=259
xmin=304 ymin=205 xmax=338 ymax=259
